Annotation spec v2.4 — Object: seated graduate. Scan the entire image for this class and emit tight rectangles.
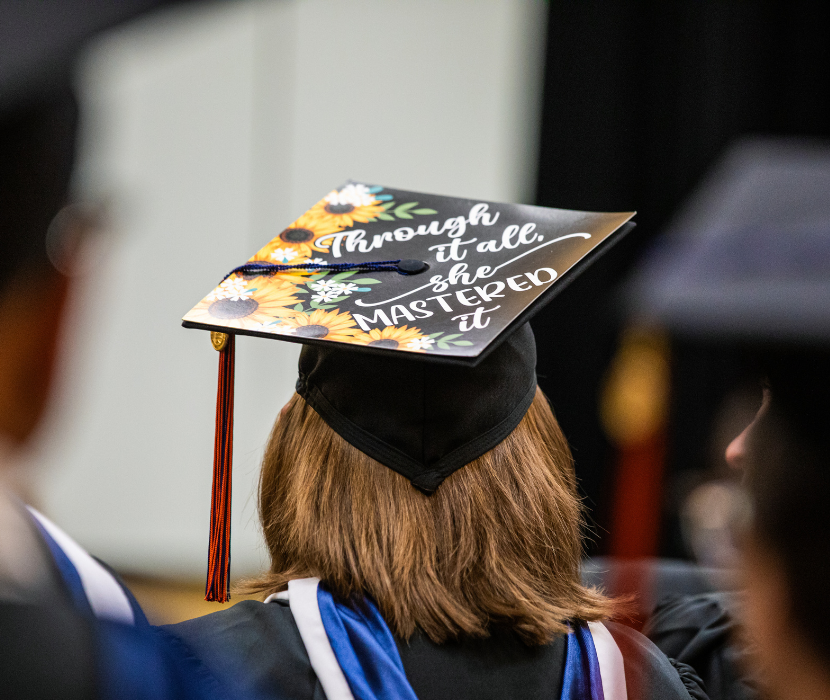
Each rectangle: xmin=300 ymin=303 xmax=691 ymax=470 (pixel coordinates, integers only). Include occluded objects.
xmin=726 ymin=351 xmax=830 ymax=700
xmin=629 ymin=139 xmax=830 ymax=700
xmin=167 ymin=187 xmax=706 ymax=700
xmin=0 ymin=3 xmax=248 ymax=697
xmin=648 ymin=352 xmax=830 ymax=700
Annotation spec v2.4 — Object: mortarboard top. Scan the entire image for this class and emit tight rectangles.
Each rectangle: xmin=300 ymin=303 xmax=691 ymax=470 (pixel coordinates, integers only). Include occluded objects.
xmin=183 ymin=182 xmax=635 ymax=364
xmin=184 ymin=182 xmax=634 ymax=602
xmin=629 ymin=138 xmax=830 ymax=345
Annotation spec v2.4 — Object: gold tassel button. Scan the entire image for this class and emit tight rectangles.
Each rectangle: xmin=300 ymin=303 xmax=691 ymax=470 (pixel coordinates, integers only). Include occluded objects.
xmin=211 ymin=331 xmax=230 ymax=352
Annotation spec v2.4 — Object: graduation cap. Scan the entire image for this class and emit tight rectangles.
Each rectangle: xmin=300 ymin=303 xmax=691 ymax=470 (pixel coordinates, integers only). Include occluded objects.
xmin=183 ymin=182 xmax=634 ymax=601
xmin=629 ymin=137 xmax=830 ymax=344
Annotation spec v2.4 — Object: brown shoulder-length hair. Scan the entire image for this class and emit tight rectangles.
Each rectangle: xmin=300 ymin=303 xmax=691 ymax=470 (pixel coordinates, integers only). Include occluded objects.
xmin=245 ymin=387 xmax=614 ymax=645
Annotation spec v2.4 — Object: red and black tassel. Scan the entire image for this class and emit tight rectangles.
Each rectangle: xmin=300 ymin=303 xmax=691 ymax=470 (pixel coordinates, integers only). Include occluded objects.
xmin=205 ymin=332 xmax=235 ymax=602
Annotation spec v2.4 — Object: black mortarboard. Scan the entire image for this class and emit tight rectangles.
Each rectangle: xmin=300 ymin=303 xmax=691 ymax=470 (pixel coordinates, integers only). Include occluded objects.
xmin=629 ymin=138 xmax=830 ymax=344
xmin=0 ymin=0 xmax=188 ymax=288
xmin=183 ymin=182 xmax=634 ymax=600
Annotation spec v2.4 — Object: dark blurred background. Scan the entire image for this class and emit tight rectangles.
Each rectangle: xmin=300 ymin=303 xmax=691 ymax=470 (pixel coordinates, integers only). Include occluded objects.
xmin=531 ymin=0 xmax=830 ymax=558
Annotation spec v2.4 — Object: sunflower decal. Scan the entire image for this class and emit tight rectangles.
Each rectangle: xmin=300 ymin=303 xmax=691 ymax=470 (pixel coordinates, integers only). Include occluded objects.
xmin=271 ymin=309 xmax=359 ymax=343
xmin=251 ymin=212 xmax=341 ymax=263
xmin=307 ymin=183 xmax=387 ymax=230
xmin=350 ymin=325 xmax=434 ymax=352
xmin=184 ymin=277 xmax=300 ymax=329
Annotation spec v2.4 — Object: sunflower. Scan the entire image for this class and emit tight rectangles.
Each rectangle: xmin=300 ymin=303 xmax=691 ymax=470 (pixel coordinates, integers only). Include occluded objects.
xmin=251 ymin=212 xmax=341 ymax=261
xmin=305 ymin=184 xmax=387 ymax=230
xmin=183 ymin=278 xmax=300 ymax=330
xmin=350 ymin=325 xmax=432 ymax=352
xmin=272 ymin=308 xmax=359 ymax=343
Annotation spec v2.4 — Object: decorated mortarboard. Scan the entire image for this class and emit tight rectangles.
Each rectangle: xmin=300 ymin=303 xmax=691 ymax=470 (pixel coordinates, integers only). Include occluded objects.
xmin=183 ymin=182 xmax=635 ymax=601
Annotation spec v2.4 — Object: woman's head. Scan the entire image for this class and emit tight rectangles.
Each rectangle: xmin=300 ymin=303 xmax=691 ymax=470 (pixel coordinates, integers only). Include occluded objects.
xmin=251 ymin=387 xmax=612 ymax=644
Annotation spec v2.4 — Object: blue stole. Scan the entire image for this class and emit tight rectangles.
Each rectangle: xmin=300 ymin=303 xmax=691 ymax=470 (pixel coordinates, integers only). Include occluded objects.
xmin=561 ymin=621 xmax=605 ymax=700
xmin=28 ymin=507 xmax=147 ymax=625
xmin=316 ymin=584 xmax=604 ymax=700
xmin=31 ymin=512 xmax=96 ymax=616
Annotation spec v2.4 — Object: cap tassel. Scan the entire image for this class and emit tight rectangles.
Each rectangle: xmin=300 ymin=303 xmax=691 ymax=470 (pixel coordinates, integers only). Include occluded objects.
xmin=206 ymin=332 xmax=235 ymax=602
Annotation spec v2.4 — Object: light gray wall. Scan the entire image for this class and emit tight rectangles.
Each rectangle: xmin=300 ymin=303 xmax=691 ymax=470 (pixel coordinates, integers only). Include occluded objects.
xmin=30 ymin=0 xmax=547 ymax=578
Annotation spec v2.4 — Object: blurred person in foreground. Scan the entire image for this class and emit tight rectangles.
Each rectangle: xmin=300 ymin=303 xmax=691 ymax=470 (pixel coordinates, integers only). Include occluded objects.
xmin=727 ymin=352 xmax=830 ymax=700
xmin=0 ymin=2 xmax=246 ymax=698
xmin=631 ymin=138 xmax=830 ymax=700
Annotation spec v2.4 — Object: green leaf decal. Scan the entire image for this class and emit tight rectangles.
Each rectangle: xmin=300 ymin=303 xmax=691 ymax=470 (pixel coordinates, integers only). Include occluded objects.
xmin=293 ymin=303 xmax=304 ymax=312
xmin=294 ymin=288 xmax=308 ymax=294
xmin=436 ymin=341 xmax=451 ymax=349
xmin=442 ymin=333 xmax=461 ymax=341
xmin=451 ymin=340 xmax=474 ymax=346
xmin=310 ymin=271 xmax=328 ymax=280
xmin=393 ymin=202 xmax=418 ymax=218
xmin=349 ymin=278 xmax=381 ymax=284
xmin=428 ymin=332 xmax=444 ymax=338
xmin=381 ymin=201 xmax=396 ymax=211
xmin=377 ymin=213 xmax=395 ymax=221
xmin=319 ymin=304 xmax=337 ymax=309
xmin=411 ymin=208 xmax=437 ymax=215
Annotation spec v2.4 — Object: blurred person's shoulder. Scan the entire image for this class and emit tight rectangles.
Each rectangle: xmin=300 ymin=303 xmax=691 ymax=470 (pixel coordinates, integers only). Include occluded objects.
xmin=645 ymin=592 xmax=758 ymax=700
xmin=0 ymin=601 xmax=96 ymax=699
xmin=1 ymin=600 xmax=231 ymax=700
xmin=606 ymin=620 xmax=710 ymax=700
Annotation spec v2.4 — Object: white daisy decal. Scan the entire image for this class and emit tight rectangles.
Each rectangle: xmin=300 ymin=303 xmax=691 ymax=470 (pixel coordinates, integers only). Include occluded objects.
xmin=311 ymin=291 xmax=341 ymax=304
xmin=269 ymin=324 xmax=298 ymax=336
xmin=271 ymin=247 xmax=300 ymax=263
xmin=308 ymin=279 xmax=340 ymax=292
xmin=406 ymin=337 xmax=435 ymax=351
xmin=205 ymin=277 xmax=252 ymax=302
xmin=331 ymin=282 xmax=359 ymax=295
xmin=324 ymin=183 xmax=375 ymax=208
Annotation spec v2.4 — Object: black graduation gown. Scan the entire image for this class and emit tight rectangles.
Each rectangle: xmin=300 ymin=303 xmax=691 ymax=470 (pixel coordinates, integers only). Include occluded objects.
xmin=644 ymin=593 xmax=758 ymax=700
xmin=163 ymin=599 xmax=708 ymax=700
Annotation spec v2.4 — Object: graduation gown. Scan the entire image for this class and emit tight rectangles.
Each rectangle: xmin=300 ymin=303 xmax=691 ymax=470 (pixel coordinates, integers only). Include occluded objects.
xmin=0 ymin=496 xmax=233 ymax=700
xmin=164 ymin=596 xmax=708 ymax=700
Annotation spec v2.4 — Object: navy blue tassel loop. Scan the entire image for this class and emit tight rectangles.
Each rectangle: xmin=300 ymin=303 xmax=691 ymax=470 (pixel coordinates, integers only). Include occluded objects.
xmin=222 ymin=259 xmax=428 ymax=281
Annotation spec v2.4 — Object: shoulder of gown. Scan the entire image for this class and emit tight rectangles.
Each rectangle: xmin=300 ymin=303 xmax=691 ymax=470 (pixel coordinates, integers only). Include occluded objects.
xmin=164 ymin=601 xmax=709 ymax=700
xmin=165 ymin=601 xmax=568 ymax=700
xmin=606 ymin=621 xmax=710 ymax=700
xmin=162 ymin=599 xmax=323 ymax=700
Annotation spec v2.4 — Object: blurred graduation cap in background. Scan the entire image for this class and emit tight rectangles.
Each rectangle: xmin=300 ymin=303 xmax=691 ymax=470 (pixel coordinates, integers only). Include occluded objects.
xmin=183 ymin=183 xmax=635 ymax=601
xmin=628 ymin=137 xmax=830 ymax=344
xmin=0 ymin=0 xmax=191 ymax=287
xmin=624 ymin=138 xmax=830 ymax=579
xmin=0 ymin=0 xmax=187 ymax=119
